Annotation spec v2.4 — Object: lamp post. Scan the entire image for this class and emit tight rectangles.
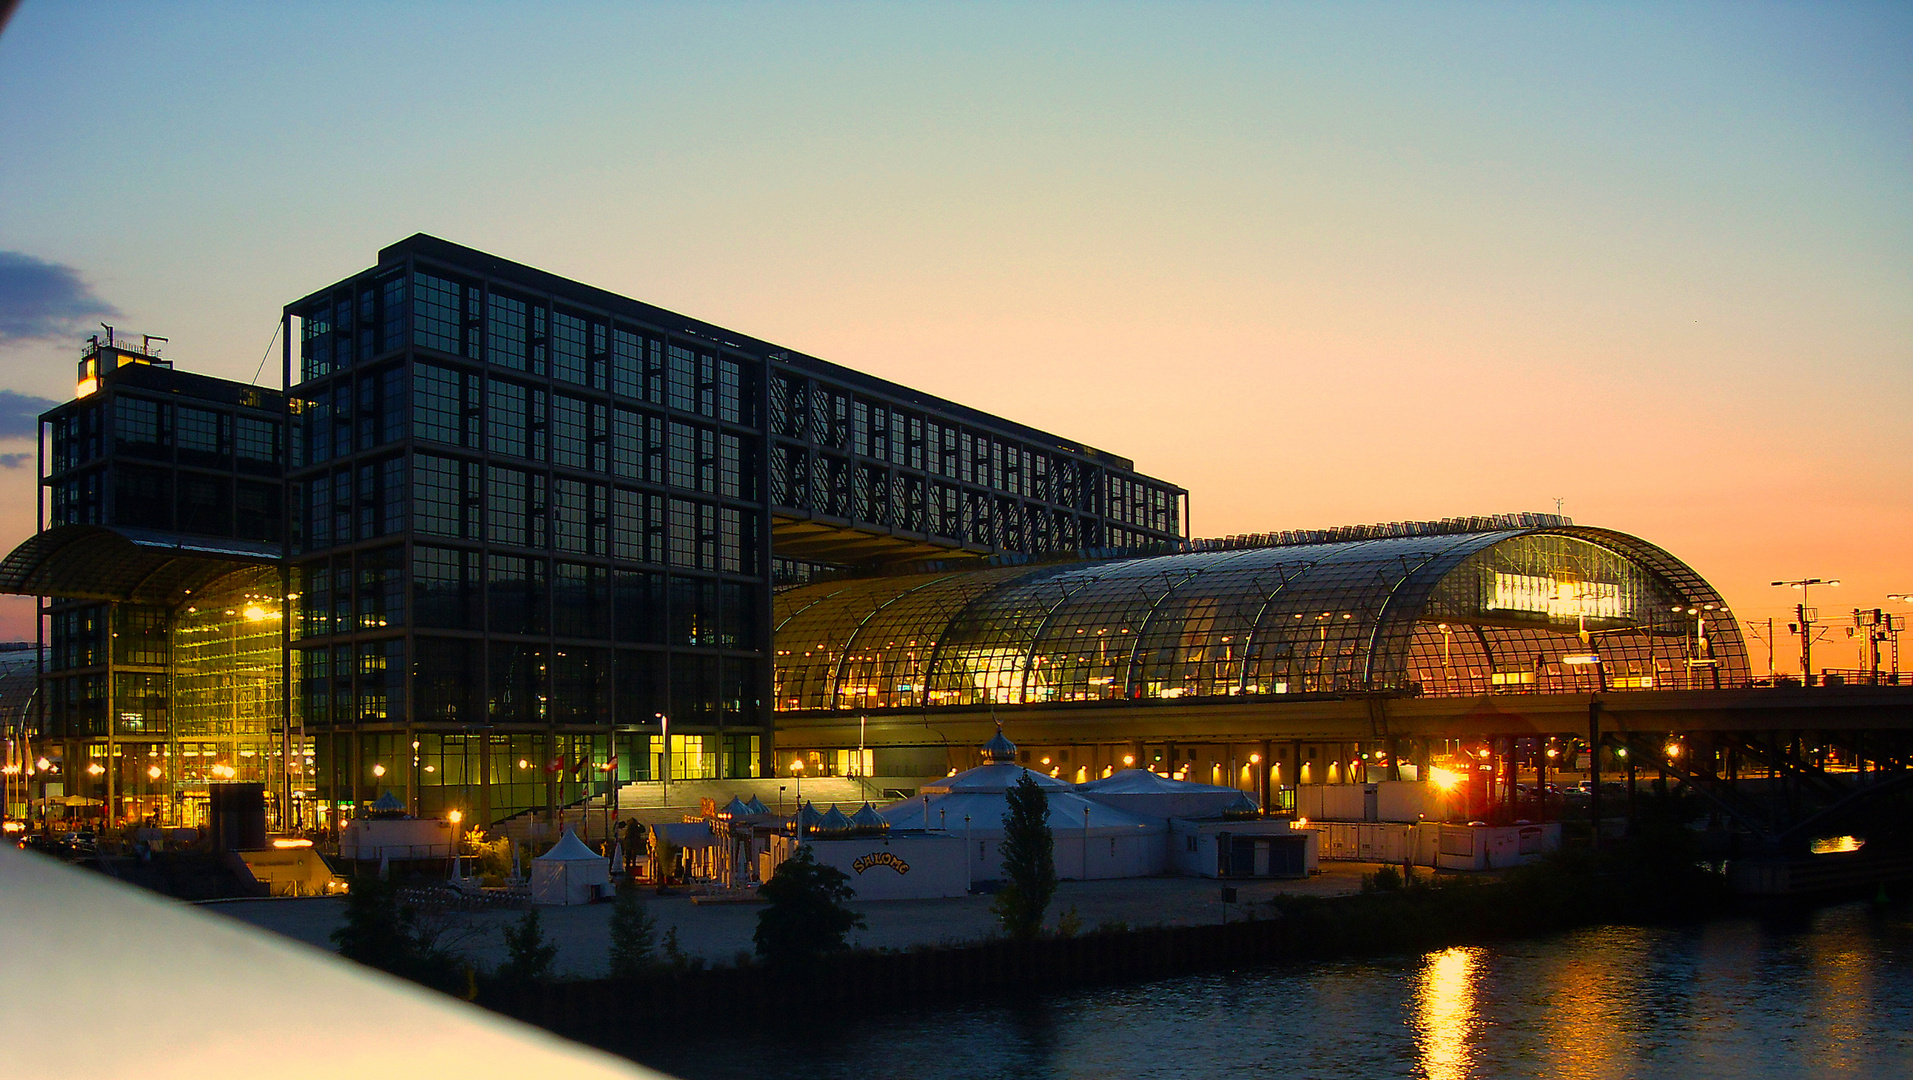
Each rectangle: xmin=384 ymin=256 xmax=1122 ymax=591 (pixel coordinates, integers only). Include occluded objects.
xmin=1772 ymin=578 xmax=1839 ymax=685
xmin=654 ymin=713 xmax=669 ymax=808
xmin=1672 ymin=603 xmax=1725 ymax=689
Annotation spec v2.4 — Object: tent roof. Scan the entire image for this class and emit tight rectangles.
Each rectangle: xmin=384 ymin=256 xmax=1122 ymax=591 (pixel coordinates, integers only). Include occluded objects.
xmin=533 ymin=829 xmax=603 ymax=862
xmin=1078 ymin=769 xmax=1242 ymax=795
xmin=879 ymin=789 xmax=1160 ymax=833
xmin=920 ymin=762 xmax=1073 ymax=795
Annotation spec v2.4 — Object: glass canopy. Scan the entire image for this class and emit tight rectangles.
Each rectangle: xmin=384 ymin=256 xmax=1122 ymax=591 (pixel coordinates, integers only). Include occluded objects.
xmin=772 ymin=526 xmax=1750 ymax=711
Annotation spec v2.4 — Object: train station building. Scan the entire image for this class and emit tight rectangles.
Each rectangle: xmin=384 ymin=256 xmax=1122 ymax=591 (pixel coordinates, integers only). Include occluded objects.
xmin=1 ymin=235 xmax=1186 ymax=830
xmin=0 ymin=235 xmax=1752 ymax=834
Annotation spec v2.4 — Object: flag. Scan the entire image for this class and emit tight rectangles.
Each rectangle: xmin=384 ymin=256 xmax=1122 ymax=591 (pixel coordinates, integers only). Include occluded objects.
xmin=544 ymin=755 xmax=566 ymax=774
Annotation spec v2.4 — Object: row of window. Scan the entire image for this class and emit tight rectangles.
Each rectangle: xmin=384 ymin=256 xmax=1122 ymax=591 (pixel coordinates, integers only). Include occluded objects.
xmin=302 ymin=639 xmax=760 ymax=728
xmin=303 ymin=272 xmax=763 ymax=425
xmin=303 ymin=367 xmax=405 ymax=466
xmin=62 ymin=397 xmax=284 ymax=474
xmin=768 ymin=371 xmax=1182 ymax=538
xmin=299 ymin=274 xmax=407 ymax=380
xmin=59 ymin=466 xmax=283 ymax=541
xmin=410 ymin=363 xmax=759 ymax=494
xmin=299 ymin=546 xmax=760 ymax=648
xmin=405 ymin=453 xmax=759 ymax=570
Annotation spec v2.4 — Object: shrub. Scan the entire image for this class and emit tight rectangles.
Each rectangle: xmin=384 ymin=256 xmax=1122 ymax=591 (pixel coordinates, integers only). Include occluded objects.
xmin=497 ymin=909 xmax=558 ymax=985
xmin=753 ymin=845 xmax=865 ymax=969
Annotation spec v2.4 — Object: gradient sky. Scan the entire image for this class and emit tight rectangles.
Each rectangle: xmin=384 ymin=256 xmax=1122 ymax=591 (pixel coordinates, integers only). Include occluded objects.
xmin=0 ymin=2 xmax=1907 ymax=673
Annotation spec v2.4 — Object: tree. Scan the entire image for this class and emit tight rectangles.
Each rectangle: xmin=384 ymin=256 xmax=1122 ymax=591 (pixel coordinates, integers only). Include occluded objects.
xmin=753 ymin=844 xmax=865 ymax=968
xmin=331 ymin=875 xmax=416 ymax=967
xmin=607 ymin=877 xmax=657 ymax=978
xmin=993 ymin=772 xmax=1057 ymax=939
xmin=496 ymin=908 xmax=558 ymax=984
xmin=329 ymin=875 xmax=462 ymax=991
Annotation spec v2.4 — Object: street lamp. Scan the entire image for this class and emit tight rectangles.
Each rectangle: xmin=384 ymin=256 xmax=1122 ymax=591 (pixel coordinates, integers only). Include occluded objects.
xmin=654 ymin=713 xmax=669 ymax=808
xmin=1772 ymin=578 xmax=1839 ymax=685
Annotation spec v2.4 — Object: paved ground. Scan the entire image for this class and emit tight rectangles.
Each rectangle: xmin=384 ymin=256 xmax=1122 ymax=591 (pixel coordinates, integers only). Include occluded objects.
xmin=204 ymin=863 xmax=1408 ymax=979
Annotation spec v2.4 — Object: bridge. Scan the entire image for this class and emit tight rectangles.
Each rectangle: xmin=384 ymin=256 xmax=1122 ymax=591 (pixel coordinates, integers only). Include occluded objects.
xmin=777 ymin=684 xmax=1913 ymax=863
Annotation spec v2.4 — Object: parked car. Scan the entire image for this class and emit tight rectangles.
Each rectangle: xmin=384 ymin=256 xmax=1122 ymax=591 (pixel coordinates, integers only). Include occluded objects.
xmin=16 ymin=833 xmax=56 ymax=855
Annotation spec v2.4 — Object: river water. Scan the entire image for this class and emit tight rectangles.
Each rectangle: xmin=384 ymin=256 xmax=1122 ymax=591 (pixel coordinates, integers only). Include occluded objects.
xmin=636 ymin=901 xmax=1913 ymax=1080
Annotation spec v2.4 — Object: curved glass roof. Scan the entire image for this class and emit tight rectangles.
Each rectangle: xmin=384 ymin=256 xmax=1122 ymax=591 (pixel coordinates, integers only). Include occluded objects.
xmin=0 ymin=524 xmax=280 ymax=606
xmin=773 ymin=526 xmax=1750 ymax=711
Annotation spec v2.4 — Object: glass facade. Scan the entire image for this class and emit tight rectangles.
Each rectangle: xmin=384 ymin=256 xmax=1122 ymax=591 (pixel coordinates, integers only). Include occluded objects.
xmin=282 ymin=234 xmax=1185 ymax=824
xmin=772 ymin=525 xmax=1752 ymax=712
xmin=32 ymin=343 xmax=297 ymax=829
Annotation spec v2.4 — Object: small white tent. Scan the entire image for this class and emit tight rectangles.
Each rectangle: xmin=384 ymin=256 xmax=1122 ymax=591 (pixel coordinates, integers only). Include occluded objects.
xmin=530 ymin=828 xmax=610 ymax=906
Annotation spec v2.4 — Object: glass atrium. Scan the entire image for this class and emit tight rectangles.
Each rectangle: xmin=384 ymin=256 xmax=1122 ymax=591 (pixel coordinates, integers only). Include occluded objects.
xmin=773 ymin=523 xmax=1751 ymax=712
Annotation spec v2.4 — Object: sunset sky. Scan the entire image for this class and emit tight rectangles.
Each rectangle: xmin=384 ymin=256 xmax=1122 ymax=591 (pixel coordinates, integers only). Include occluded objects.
xmin=0 ymin=2 xmax=1906 ymax=674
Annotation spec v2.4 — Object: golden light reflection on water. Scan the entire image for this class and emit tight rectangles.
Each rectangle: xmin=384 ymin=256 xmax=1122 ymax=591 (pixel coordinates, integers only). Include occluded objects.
xmin=1415 ymin=946 xmax=1478 ymax=1080
xmin=1538 ymin=926 xmax=1645 ymax=1080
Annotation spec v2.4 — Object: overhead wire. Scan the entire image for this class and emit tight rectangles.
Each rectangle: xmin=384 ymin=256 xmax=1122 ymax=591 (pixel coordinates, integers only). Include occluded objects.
xmin=251 ymin=320 xmax=282 ymax=386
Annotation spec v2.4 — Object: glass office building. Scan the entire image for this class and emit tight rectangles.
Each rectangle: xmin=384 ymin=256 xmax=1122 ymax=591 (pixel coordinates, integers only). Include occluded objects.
xmin=283 ymin=235 xmax=1187 ymax=824
xmin=0 ymin=337 xmax=296 ymax=828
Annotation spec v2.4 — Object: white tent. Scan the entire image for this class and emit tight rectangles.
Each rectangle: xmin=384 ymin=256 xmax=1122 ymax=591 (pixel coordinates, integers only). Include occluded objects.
xmin=530 ymin=828 xmax=610 ymax=906
xmin=881 ymin=759 xmax=1164 ymax=880
xmin=1078 ymin=768 xmax=1255 ymax=821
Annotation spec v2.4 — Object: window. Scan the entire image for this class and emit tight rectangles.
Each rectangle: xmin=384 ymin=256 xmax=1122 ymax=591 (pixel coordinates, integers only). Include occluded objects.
xmin=668 ymin=421 xmax=717 ymax=492
xmin=486 ymin=554 xmax=546 ymax=635
xmin=176 ymin=407 xmax=223 ymax=464
xmin=551 ymin=394 xmax=591 ymax=470
xmin=114 ymin=397 xmax=166 ymax=455
xmin=612 ymin=488 xmax=664 ymax=565
xmin=668 ymin=498 xmax=716 ymax=571
xmin=413 ymin=547 xmax=480 ymax=630
xmin=412 ymin=273 xmax=468 ymax=356
xmin=486 ymin=465 xmax=528 ymax=547
xmin=486 ymin=378 xmax=545 ymax=462
xmin=414 ymin=454 xmax=479 ymax=539
xmin=553 ymin=562 xmax=609 ymax=639
xmin=552 ymin=311 xmax=590 ymax=386
xmin=236 ymin=416 xmax=278 ymax=469
xmin=413 ymin=363 xmax=477 ymax=447
xmin=551 ymin=477 xmax=601 ymax=555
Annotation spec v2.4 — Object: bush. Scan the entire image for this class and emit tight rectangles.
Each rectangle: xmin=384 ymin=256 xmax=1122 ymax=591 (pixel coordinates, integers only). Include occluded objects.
xmin=329 ymin=876 xmax=463 ymax=992
xmin=754 ymin=845 xmax=865 ymax=969
xmin=497 ymin=909 xmax=558 ymax=985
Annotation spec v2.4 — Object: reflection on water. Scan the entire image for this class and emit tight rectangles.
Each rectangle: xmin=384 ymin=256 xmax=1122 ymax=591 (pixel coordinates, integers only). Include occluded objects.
xmin=1415 ymin=947 xmax=1476 ymax=1080
xmin=637 ymin=903 xmax=1913 ymax=1080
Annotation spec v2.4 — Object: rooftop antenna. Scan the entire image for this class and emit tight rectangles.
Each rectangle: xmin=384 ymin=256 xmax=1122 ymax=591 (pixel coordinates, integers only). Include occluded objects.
xmin=100 ymin=323 xmax=114 ymax=346
xmin=1554 ymin=497 xmax=1564 ymax=516
xmin=143 ymin=334 xmax=167 ymax=356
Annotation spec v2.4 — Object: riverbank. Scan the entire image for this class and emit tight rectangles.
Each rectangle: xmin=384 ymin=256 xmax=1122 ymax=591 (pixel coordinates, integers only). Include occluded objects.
xmin=207 ymin=863 xmax=1402 ymax=976
xmin=470 ymin=849 xmax=1769 ymax=1045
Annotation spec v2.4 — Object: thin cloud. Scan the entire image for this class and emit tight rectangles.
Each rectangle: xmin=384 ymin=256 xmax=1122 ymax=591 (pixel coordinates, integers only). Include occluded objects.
xmin=0 ymin=453 xmax=31 ymax=470
xmin=0 ymin=251 xmax=119 ymax=343
xmin=0 ymin=389 xmax=58 ymax=439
